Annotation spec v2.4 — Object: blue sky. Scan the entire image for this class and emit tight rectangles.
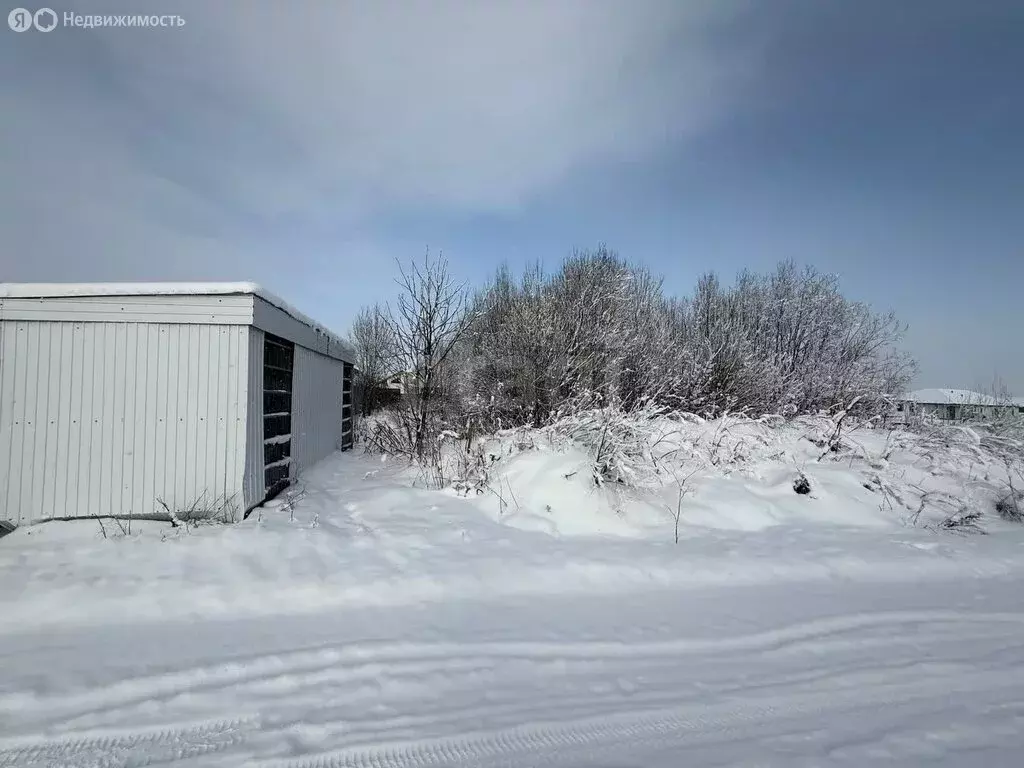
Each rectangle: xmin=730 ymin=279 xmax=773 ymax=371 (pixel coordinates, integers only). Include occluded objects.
xmin=3 ymin=0 xmax=1022 ymax=391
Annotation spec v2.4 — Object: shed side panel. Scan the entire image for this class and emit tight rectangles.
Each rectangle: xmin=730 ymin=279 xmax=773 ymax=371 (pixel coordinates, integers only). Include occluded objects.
xmin=0 ymin=320 xmax=249 ymax=525
xmin=0 ymin=321 xmax=10 ymax=515
xmin=2 ymin=320 xmax=30 ymax=520
xmin=292 ymin=346 xmax=345 ymax=477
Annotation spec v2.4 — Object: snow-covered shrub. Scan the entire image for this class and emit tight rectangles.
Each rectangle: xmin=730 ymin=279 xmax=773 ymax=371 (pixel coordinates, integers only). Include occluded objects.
xmin=361 ymin=410 xmax=416 ymax=458
xmin=935 ymin=508 xmax=986 ymax=535
xmin=545 ymin=400 xmax=678 ymax=489
xmin=995 ymin=490 xmax=1023 ymax=522
xmin=158 ymin=493 xmax=239 ymax=527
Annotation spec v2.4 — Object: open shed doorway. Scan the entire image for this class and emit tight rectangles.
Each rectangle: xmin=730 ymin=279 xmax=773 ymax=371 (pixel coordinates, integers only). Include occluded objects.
xmin=263 ymin=333 xmax=294 ymax=499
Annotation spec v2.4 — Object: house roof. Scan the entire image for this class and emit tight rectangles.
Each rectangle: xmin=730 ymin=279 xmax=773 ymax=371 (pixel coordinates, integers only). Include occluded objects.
xmin=902 ymin=388 xmax=1012 ymax=406
xmin=0 ymin=281 xmax=354 ymax=361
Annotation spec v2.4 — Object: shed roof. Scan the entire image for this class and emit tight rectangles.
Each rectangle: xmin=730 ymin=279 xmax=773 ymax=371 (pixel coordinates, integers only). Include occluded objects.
xmin=0 ymin=282 xmax=354 ymax=361
xmin=0 ymin=281 xmax=263 ymax=299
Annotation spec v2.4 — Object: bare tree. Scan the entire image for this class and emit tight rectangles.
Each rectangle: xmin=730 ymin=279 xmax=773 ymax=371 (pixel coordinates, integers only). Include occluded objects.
xmin=348 ymin=303 xmax=394 ymax=415
xmin=386 ymin=251 xmax=474 ymax=460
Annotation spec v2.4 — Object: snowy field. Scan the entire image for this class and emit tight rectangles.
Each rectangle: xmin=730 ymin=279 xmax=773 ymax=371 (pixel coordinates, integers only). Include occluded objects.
xmin=3 ymin=418 xmax=1024 ymax=766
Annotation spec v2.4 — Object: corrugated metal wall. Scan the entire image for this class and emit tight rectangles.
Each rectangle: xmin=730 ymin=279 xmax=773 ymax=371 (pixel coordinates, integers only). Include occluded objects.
xmin=242 ymin=327 xmax=265 ymax=511
xmin=0 ymin=320 xmax=249 ymax=525
xmin=291 ymin=345 xmax=346 ymax=477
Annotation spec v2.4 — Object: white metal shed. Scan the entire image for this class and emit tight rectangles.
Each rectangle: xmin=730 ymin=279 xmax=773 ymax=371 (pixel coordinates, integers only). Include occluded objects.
xmin=0 ymin=282 xmax=355 ymax=527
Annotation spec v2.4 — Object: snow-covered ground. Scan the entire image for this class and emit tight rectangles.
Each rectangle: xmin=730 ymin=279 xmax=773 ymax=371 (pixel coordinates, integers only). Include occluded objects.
xmin=2 ymin=419 xmax=1024 ymax=766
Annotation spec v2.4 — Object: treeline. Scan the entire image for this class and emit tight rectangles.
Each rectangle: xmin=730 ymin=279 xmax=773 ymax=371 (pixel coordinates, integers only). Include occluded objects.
xmin=350 ymin=248 xmax=914 ymax=452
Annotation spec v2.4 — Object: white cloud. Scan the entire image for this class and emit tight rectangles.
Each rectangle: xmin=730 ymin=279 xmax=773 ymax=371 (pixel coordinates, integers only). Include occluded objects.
xmin=1 ymin=0 xmax=753 ymax=286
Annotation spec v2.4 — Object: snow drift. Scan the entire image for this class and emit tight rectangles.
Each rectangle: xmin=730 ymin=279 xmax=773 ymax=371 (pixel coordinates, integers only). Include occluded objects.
xmin=3 ymin=412 xmax=1024 ymax=766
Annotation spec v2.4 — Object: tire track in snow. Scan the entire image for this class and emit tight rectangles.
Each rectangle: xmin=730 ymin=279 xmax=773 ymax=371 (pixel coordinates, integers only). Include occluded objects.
xmin=297 ymin=657 xmax=997 ymax=752
xmin=7 ymin=608 xmax=1021 ymax=731
xmin=253 ymin=664 xmax=1024 ymax=768
xmin=4 ymin=610 xmax=1024 ymax=766
xmin=5 ymin=665 xmax=1024 ymax=768
xmin=0 ymin=717 xmax=260 ymax=768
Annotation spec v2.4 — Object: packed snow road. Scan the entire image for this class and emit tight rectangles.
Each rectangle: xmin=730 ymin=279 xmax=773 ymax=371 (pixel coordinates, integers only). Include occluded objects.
xmin=3 ymin=585 xmax=1024 ymax=766
xmin=3 ymin=450 xmax=1024 ymax=766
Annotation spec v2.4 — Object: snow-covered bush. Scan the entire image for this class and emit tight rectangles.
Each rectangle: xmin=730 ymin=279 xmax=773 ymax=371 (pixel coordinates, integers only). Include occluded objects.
xmin=347 ymin=248 xmax=926 ymax=523
xmin=462 ymin=255 xmax=912 ymax=423
xmin=995 ymin=490 xmax=1023 ymax=522
xmin=157 ymin=493 xmax=239 ymax=528
xmin=351 ymin=250 xmax=914 ymax=434
xmin=361 ymin=410 xmax=415 ymax=458
xmin=545 ymin=399 xmax=677 ymax=489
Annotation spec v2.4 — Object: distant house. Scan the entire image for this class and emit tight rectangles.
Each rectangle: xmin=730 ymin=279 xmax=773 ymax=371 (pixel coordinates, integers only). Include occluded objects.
xmin=898 ymin=389 xmax=1021 ymax=421
xmin=383 ymin=371 xmax=420 ymax=397
xmin=383 ymin=371 xmax=410 ymax=395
